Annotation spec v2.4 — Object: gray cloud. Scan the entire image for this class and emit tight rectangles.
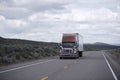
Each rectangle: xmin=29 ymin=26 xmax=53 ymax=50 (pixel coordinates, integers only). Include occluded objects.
xmin=0 ymin=0 xmax=67 ymax=19
xmin=0 ymin=0 xmax=120 ymax=44
xmin=24 ymin=3 xmax=66 ymax=12
xmin=0 ymin=6 xmax=33 ymax=19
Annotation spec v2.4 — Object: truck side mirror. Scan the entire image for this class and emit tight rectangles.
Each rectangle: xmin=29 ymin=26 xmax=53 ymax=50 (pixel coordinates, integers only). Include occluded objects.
xmin=58 ymin=43 xmax=62 ymax=48
xmin=76 ymin=44 xmax=79 ymax=47
xmin=60 ymin=46 xmax=62 ymax=49
xmin=58 ymin=43 xmax=62 ymax=46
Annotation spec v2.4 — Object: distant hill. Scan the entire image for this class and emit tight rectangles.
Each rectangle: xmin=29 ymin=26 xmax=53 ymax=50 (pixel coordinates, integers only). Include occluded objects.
xmin=94 ymin=42 xmax=111 ymax=46
xmin=0 ymin=37 xmax=4 ymax=43
xmin=0 ymin=37 xmax=56 ymax=45
xmin=111 ymin=43 xmax=120 ymax=46
xmin=84 ymin=42 xmax=120 ymax=51
xmin=0 ymin=37 xmax=3 ymax=39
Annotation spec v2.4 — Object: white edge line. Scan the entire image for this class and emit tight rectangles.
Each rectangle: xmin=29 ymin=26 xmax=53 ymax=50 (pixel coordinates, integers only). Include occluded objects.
xmin=103 ymin=53 xmax=118 ymax=80
xmin=0 ymin=59 xmax=55 ymax=74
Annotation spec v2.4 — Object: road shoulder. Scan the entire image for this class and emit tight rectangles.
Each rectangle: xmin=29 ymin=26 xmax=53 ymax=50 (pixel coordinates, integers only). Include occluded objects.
xmin=103 ymin=51 xmax=120 ymax=80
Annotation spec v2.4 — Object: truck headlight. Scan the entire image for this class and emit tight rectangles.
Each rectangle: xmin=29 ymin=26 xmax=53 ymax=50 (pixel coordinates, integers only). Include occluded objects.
xmin=73 ymin=48 xmax=77 ymax=53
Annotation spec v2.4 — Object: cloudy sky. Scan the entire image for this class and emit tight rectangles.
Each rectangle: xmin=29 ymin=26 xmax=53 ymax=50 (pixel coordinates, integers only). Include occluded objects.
xmin=0 ymin=0 xmax=120 ymax=44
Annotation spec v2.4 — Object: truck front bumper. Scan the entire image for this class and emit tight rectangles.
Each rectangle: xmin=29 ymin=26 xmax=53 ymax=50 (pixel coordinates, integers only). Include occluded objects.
xmin=59 ymin=54 xmax=78 ymax=58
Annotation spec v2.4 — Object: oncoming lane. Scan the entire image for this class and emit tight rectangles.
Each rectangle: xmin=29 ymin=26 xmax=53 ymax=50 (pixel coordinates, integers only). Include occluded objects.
xmin=0 ymin=51 xmax=116 ymax=80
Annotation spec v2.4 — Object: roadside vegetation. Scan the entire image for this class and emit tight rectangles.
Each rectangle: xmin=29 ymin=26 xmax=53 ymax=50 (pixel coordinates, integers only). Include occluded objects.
xmin=0 ymin=37 xmax=120 ymax=65
xmin=106 ymin=48 xmax=120 ymax=65
xmin=0 ymin=37 xmax=59 ymax=65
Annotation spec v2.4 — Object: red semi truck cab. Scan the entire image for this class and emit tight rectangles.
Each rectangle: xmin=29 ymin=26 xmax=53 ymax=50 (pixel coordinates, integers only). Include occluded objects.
xmin=59 ymin=33 xmax=83 ymax=59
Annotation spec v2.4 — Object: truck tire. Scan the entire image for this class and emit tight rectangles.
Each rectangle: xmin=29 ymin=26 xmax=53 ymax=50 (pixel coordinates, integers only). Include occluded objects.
xmin=80 ymin=52 xmax=83 ymax=57
xmin=60 ymin=57 xmax=62 ymax=59
xmin=79 ymin=51 xmax=83 ymax=57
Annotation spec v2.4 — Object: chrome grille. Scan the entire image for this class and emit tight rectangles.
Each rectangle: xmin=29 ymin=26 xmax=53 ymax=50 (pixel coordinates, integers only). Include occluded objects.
xmin=63 ymin=49 xmax=72 ymax=54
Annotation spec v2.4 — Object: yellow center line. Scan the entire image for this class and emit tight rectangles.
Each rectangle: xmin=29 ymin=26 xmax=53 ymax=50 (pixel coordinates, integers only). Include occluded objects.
xmin=41 ymin=76 xmax=48 ymax=80
xmin=64 ymin=66 xmax=69 ymax=69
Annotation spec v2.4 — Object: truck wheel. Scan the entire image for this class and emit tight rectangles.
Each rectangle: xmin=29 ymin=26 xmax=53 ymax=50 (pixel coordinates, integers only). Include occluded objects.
xmin=79 ymin=52 xmax=83 ymax=57
xmin=60 ymin=57 xmax=62 ymax=59
xmin=80 ymin=52 xmax=83 ymax=57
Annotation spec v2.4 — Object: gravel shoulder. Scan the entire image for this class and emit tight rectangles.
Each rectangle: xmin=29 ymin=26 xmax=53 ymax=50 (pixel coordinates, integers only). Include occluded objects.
xmin=104 ymin=49 xmax=120 ymax=80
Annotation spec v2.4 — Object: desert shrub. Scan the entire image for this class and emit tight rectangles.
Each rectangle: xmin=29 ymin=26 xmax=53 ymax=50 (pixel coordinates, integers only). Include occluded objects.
xmin=15 ymin=52 xmax=21 ymax=60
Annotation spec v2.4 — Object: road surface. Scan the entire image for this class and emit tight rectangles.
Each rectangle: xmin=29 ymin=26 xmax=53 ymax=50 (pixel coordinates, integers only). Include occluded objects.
xmin=0 ymin=51 xmax=118 ymax=80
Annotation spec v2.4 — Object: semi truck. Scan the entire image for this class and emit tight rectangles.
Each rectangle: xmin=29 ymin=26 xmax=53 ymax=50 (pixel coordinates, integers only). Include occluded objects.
xmin=59 ymin=33 xmax=83 ymax=59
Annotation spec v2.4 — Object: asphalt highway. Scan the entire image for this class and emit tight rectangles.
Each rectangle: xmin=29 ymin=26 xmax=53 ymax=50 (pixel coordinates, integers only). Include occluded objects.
xmin=0 ymin=51 xmax=118 ymax=80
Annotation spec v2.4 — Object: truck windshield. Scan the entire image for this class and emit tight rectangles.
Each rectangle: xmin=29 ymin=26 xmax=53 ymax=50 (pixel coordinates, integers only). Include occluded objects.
xmin=62 ymin=42 xmax=75 ymax=47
